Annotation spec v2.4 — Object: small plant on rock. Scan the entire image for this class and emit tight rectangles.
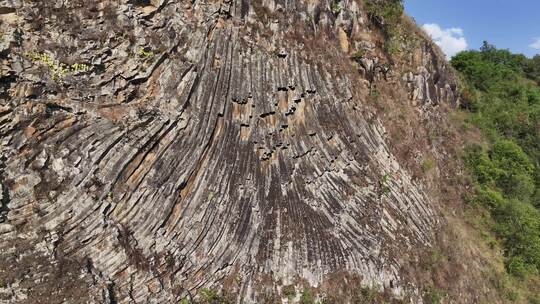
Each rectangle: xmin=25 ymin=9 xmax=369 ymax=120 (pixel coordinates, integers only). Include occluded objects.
xmin=424 ymin=286 xmax=444 ymax=304
xmin=138 ymin=47 xmax=154 ymax=58
xmin=350 ymin=49 xmax=366 ymax=61
xmin=422 ymin=158 xmax=434 ymax=172
xmin=379 ymin=173 xmax=391 ymax=196
xmin=282 ymin=285 xmax=296 ymax=300
xmin=300 ymin=289 xmax=315 ymax=304
xmin=370 ymin=86 xmax=380 ymax=101
xmin=24 ymin=51 xmax=91 ymax=80
xmin=331 ymin=1 xmax=342 ymax=15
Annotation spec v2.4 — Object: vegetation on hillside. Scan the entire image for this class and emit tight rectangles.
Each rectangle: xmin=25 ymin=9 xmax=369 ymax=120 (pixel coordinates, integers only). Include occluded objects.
xmin=364 ymin=0 xmax=408 ymax=54
xmin=451 ymin=43 xmax=540 ymax=294
xmin=365 ymin=0 xmax=404 ymax=27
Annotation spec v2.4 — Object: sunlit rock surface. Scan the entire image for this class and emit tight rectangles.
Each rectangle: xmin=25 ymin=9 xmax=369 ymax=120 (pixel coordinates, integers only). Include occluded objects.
xmin=0 ymin=0 xmax=458 ymax=302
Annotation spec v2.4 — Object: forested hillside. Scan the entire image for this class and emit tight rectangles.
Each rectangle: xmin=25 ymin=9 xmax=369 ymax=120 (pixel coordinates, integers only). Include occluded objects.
xmin=452 ymin=43 xmax=540 ymax=300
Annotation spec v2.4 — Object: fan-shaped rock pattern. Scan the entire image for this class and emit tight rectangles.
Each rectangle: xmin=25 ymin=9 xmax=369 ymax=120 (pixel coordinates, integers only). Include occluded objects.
xmin=0 ymin=0 xmax=458 ymax=302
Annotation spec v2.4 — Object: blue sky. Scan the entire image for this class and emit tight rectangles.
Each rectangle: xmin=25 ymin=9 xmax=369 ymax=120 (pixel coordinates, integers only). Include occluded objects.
xmin=404 ymin=0 xmax=540 ymax=58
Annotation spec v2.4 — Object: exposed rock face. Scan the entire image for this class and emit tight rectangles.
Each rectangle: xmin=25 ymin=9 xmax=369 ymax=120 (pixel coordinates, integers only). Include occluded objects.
xmin=0 ymin=0 xmax=459 ymax=302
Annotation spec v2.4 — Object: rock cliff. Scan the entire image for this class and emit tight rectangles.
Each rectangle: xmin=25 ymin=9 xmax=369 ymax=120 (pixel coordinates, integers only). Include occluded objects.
xmin=0 ymin=0 xmax=465 ymax=303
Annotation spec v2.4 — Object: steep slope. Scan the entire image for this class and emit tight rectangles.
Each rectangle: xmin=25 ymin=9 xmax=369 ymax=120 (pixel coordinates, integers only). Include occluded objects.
xmin=0 ymin=0 xmax=492 ymax=303
xmin=451 ymin=45 xmax=540 ymax=302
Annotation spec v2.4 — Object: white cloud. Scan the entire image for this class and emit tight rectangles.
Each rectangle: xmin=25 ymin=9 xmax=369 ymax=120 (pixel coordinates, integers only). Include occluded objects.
xmin=530 ymin=38 xmax=540 ymax=49
xmin=422 ymin=23 xmax=468 ymax=59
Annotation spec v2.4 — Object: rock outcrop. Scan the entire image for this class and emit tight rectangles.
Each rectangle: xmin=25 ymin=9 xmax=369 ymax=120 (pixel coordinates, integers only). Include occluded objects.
xmin=0 ymin=0 xmax=460 ymax=302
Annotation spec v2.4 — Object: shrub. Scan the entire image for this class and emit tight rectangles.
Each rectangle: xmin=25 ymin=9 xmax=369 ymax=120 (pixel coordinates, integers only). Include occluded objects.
xmin=197 ymin=288 xmax=232 ymax=304
xmin=357 ymin=286 xmax=379 ymax=303
xmin=330 ymin=1 xmax=341 ymax=15
xmin=463 ymin=145 xmax=501 ymax=186
xmin=529 ymin=294 xmax=540 ymax=304
xmin=179 ymin=298 xmax=189 ymax=304
xmin=370 ymin=86 xmax=380 ymax=100
xmin=300 ymin=289 xmax=315 ymax=304
xmin=350 ymin=49 xmax=366 ymax=61
xmin=138 ymin=47 xmax=154 ymax=58
xmin=364 ymin=0 xmax=404 ymax=27
xmin=424 ymin=286 xmax=444 ymax=304
xmin=282 ymin=285 xmax=296 ymax=300
xmin=491 ymin=140 xmax=534 ymax=177
xmin=379 ymin=173 xmax=391 ymax=196
xmin=364 ymin=0 xmax=406 ymax=55
xmin=422 ymin=158 xmax=434 ymax=172
xmin=506 ymin=289 xmax=519 ymax=301
xmin=506 ymin=256 xmax=531 ymax=278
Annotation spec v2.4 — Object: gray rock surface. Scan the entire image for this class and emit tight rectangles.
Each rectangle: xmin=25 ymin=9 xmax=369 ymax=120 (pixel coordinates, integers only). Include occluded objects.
xmin=0 ymin=0 xmax=459 ymax=302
